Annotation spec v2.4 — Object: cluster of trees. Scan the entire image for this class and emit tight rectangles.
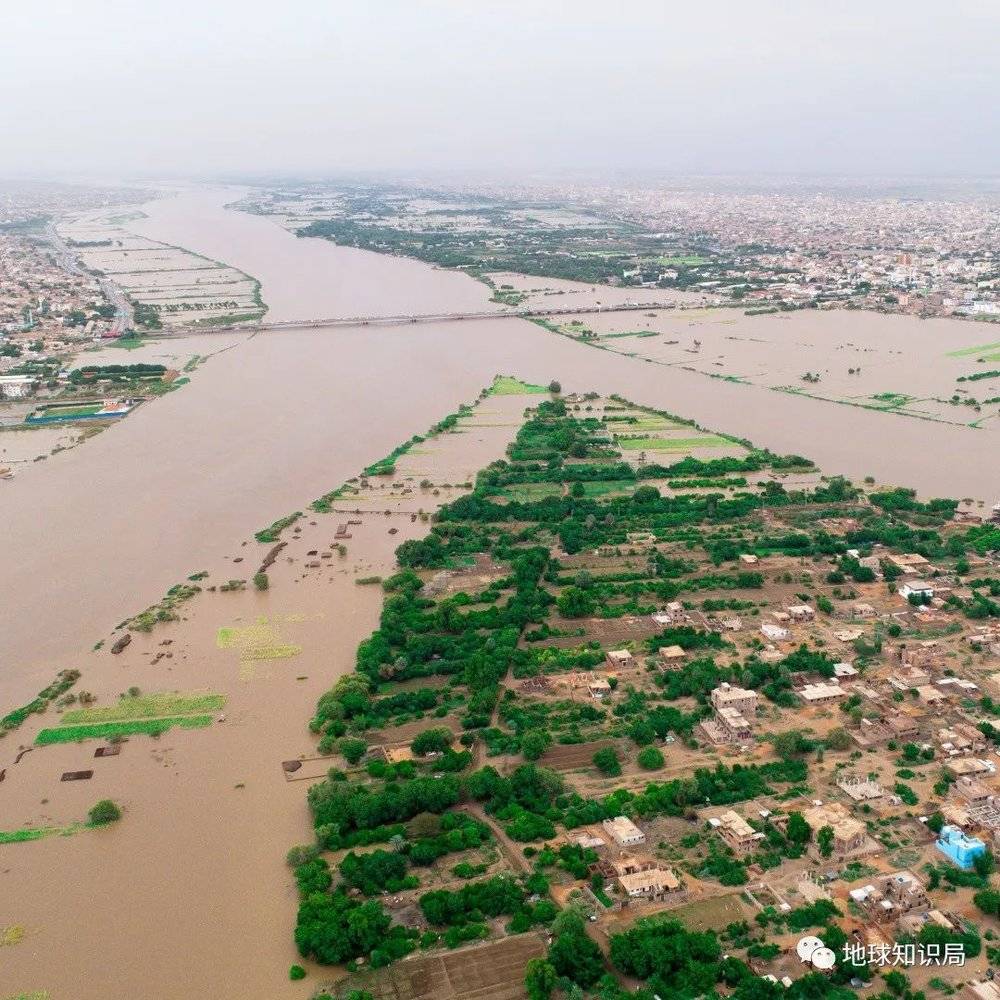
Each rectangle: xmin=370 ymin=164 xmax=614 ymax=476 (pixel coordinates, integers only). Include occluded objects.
xmin=307 ymin=773 xmax=461 ymax=846
xmin=339 ymin=849 xmax=417 ymax=896
xmin=295 ymin=890 xmax=415 ymax=967
xmin=419 ymin=873 xmax=555 ymax=931
xmin=69 ymin=362 xmax=167 ymax=383
xmin=290 ymin=385 xmax=984 ymax=978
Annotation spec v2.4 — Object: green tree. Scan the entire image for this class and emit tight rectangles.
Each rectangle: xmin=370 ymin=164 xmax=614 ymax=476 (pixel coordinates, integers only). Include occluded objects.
xmin=973 ymin=889 xmax=1000 ymax=916
xmin=524 ymin=958 xmax=557 ymax=1000
xmin=339 ymin=737 xmax=368 ymax=765
xmin=557 ymin=586 xmax=596 ymax=618
xmin=593 ymin=747 xmax=621 ymax=777
xmin=88 ymin=799 xmax=122 ymax=825
xmin=882 ymin=970 xmax=909 ymax=996
xmin=785 ymin=812 xmax=811 ymax=845
xmin=817 ymin=824 xmax=835 ymax=858
xmin=637 ymin=746 xmax=664 ymax=770
xmin=521 ymin=729 xmax=551 ymax=761
xmin=549 ymin=919 xmax=605 ymax=987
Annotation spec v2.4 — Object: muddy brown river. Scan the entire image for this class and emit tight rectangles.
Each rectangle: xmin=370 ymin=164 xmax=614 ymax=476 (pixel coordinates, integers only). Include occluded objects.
xmin=0 ymin=187 xmax=996 ymax=1000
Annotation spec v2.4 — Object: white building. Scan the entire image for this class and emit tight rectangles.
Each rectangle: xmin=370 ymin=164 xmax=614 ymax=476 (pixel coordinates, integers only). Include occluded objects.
xmin=900 ymin=580 xmax=935 ymax=601
xmin=602 ymin=815 xmax=646 ymax=847
xmin=0 ymin=374 xmax=35 ymax=399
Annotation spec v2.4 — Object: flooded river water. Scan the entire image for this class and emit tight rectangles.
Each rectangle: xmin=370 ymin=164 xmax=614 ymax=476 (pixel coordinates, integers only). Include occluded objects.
xmin=2 ymin=187 xmax=995 ymax=706
xmin=0 ymin=187 xmax=996 ymax=1000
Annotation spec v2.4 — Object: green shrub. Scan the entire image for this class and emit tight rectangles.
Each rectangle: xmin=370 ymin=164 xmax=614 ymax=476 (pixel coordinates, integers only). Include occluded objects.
xmin=88 ymin=799 xmax=122 ymax=825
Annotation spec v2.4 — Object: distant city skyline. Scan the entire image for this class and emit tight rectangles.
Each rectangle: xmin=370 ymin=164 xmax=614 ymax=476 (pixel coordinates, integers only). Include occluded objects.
xmin=3 ymin=0 xmax=999 ymax=179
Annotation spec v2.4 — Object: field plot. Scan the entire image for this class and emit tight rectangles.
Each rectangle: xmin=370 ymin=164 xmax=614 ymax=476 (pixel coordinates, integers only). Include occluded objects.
xmin=336 ymin=934 xmax=545 ymax=1000
xmin=58 ymin=208 xmax=265 ymax=330
xmin=532 ymin=304 xmax=1000 ymax=430
xmin=661 ymin=893 xmax=751 ymax=931
xmin=539 ymin=738 xmax=617 ymax=770
xmin=35 ymin=690 xmax=223 ymax=744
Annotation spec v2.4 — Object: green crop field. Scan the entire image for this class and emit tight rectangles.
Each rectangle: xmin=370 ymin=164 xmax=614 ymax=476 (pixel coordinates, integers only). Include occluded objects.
xmin=36 ymin=404 xmax=102 ymax=418
xmin=0 ymin=824 xmax=85 ymax=845
xmin=946 ymin=341 xmax=1000 ymax=358
xmin=35 ymin=715 xmax=213 ymax=745
xmin=580 ymin=480 xmax=636 ymax=497
xmin=501 ymin=483 xmax=563 ymax=502
xmin=60 ymin=692 xmax=225 ymax=725
xmin=599 ymin=330 xmax=660 ymax=340
xmin=489 ymin=376 xmax=548 ymax=395
xmin=618 ymin=435 xmax=730 ymax=451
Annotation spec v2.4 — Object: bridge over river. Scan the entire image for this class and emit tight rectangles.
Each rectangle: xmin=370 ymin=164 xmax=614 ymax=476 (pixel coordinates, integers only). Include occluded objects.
xmin=159 ymin=300 xmax=677 ymax=336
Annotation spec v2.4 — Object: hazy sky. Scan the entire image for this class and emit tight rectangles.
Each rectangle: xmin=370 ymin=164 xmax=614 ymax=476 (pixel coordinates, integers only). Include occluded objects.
xmin=4 ymin=0 xmax=998 ymax=180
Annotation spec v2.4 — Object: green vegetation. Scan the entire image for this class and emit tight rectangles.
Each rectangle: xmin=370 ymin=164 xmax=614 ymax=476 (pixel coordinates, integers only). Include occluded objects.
xmin=281 ymin=381 xmax=984 ymax=989
xmin=489 ymin=375 xmax=548 ymax=395
xmin=60 ymin=692 xmax=224 ymax=724
xmin=255 ymin=512 xmax=302 ymax=544
xmin=947 ymin=341 xmax=1000 ymax=357
xmin=88 ymin=800 xmax=122 ymax=825
xmin=36 ymin=715 xmax=213 ymax=745
xmin=125 ymin=582 xmax=202 ymax=632
xmin=618 ymin=435 xmax=730 ymax=451
xmin=1 ymin=669 xmax=80 ymax=734
xmin=68 ymin=363 xmax=166 ymax=384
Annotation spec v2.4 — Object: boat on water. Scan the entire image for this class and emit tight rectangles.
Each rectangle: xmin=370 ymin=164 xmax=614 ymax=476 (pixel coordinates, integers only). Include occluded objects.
xmin=0 ymin=466 xmax=14 ymax=480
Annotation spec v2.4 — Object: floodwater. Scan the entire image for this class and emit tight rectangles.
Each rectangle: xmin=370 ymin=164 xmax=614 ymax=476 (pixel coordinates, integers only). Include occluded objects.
xmin=2 ymin=186 xmax=996 ymax=705
xmin=1 ymin=186 xmax=997 ymax=999
xmin=1 ymin=392 xmax=531 ymax=1000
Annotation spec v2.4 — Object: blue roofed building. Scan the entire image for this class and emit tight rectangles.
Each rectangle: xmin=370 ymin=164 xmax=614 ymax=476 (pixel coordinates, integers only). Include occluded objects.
xmin=935 ymin=824 xmax=986 ymax=870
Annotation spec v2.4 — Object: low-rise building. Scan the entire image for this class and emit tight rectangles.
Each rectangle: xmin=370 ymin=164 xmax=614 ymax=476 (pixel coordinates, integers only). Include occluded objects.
xmin=0 ymin=374 xmax=36 ymax=399
xmin=964 ymin=981 xmax=1000 ymax=1000
xmin=711 ymin=683 xmax=758 ymax=717
xmin=803 ymin=802 xmax=876 ymax=861
xmin=936 ymin=824 xmax=987 ymax=870
xmin=900 ymin=579 xmax=935 ymax=601
xmin=952 ymin=776 xmax=995 ymax=807
xmin=849 ymin=871 xmax=929 ymax=924
xmin=838 ymin=775 xmax=884 ymax=801
xmin=889 ymin=553 xmax=931 ymax=574
xmin=946 ymin=757 xmax=993 ymax=778
xmin=700 ymin=704 xmax=753 ymax=744
xmin=606 ymin=649 xmax=635 ymax=671
xmin=712 ymin=810 xmax=764 ymax=855
xmin=916 ymin=685 xmax=946 ymax=706
xmin=800 ymin=682 xmax=847 ymax=705
xmin=588 ymin=679 xmax=612 ymax=700
xmin=787 ymin=604 xmax=815 ymax=622
xmin=603 ymin=815 xmax=646 ymax=847
xmin=891 ymin=666 xmax=931 ymax=689
xmin=617 ymin=867 xmax=681 ymax=901
xmin=657 ymin=645 xmax=686 ymax=668
xmin=761 ymin=622 xmax=790 ymax=642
